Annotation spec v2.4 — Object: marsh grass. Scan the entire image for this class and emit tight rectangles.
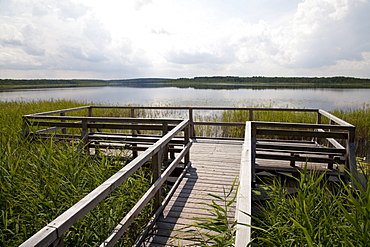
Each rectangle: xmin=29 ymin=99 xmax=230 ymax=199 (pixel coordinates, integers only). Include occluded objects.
xmin=332 ymin=105 xmax=370 ymax=159
xmin=0 ymin=100 xmax=153 ymax=246
xmin=1 ymin=100 xmax=370 ymax=246
xmin=178 ymin=168 xmax=370 ymax=246
xmin=251 ymin=167 xmax=370 ymax=246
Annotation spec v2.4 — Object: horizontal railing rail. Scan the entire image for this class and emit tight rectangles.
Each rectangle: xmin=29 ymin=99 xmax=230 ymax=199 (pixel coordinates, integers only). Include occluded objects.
xmin=24 ymin=105 xmax=354 ymax=139
xmin=21 ymin=106 xmax=357 ymax=246
xmin=20 ymin=119 xmax=191 ymax=247
xmin=236 ymin=118 xmax=357 ymax=246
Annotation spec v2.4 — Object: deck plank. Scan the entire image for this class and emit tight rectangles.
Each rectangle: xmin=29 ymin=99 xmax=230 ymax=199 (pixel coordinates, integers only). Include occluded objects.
xmin=142 ymin=138 xmax=343 ymax=246
xmin=142 ymin=138 xmax=243 ymax=246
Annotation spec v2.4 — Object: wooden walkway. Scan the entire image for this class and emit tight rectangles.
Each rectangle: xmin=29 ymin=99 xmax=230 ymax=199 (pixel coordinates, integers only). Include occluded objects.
xmin=142 ymin=138 xmax=243 ymax=246
xmin=21 ymin=106 xmax=356 ymax=246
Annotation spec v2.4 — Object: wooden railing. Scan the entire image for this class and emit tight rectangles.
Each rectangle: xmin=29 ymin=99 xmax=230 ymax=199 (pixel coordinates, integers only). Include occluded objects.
xmin=235 ymin=115 xmax=356 ymax=247
xmin=20 ymin=115 xmax=192 ymax=247
xmin=21 ymin=106 xmax=357 ymax=246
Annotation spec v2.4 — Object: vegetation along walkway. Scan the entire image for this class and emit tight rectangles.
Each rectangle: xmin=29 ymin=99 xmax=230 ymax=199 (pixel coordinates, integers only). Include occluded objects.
xmin=20 ymin=106 xmax=358 ymax=246
xmin=143 ymin=138 xmax=243 ymax=246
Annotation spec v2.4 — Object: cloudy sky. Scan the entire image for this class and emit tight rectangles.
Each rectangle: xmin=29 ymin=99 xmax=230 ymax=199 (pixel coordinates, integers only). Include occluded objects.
xmin=1 ymin=0 xmax=369 ymax=79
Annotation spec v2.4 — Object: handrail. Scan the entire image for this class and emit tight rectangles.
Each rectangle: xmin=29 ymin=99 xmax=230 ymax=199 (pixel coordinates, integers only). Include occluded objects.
xmin=235 ymin=121 xmax=253 ymax=247
xmin=252 ymin=121 xmax=355 ymax=130
xmin=236 ymin=119 xmax=357 ymax=246
xmin=25 ymin=106 xmax=90 ymax=116
xmin=318 ymin=109 xmax=354 ymax=126
xmin=24 ymin=106 xmax=353 ymax=138
xmin=21 ymin=106 xmax=358 ymax=246
xmin=24 ymin=115 xmax=183 ymax=123
xmin=249 ymin=121 xmax=355 ymax=170
xmin=26 ymin=105 xmax=350 ymax=127
xmin=20 ymin=119 xmax=191 ymax=247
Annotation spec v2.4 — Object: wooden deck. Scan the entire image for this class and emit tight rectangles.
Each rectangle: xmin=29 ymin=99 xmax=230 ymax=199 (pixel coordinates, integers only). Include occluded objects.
xmin=142 ymin=138 xmax=345 ymax=246
xmin=142 ymin=138 xmax=243 ymax=246
xmin=21 ymin=106 xmax=356 ymax=247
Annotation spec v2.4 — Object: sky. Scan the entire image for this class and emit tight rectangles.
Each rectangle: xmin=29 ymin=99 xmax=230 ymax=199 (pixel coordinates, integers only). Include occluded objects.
xmin=0 ymin=0 xmax=370 ymax=79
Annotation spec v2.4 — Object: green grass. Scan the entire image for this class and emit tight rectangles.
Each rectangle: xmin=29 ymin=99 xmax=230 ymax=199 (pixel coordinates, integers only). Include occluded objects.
xmin=177 ymin=168 xmax=369 ymax=246
xmin=332 ymin=105 xmax=370 ymax=158
xmin=0 ymin=100 xmax=154 ymax=246
xmin=1 ymin=100 xmax=369 ymax=246
xmin=251 ymin=167 xmax=370 ymax=246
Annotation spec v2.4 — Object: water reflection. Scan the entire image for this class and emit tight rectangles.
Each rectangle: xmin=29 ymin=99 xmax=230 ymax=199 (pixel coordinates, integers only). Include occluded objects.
xmin=0 ymin=86 xmax=369 ymax=111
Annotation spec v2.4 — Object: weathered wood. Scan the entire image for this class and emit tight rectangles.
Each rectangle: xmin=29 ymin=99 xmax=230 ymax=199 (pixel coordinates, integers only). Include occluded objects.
xmin=25 ymin=106 xmax=90 ymax=116
xmin=193 ymin=121 xmax=245 ymax=127
xmin=81 ymin=119 xmax=88 ymax=148
xmin=101 ymin=141 xmax=192 ymax=247
xmin=60 ymin=112 xmax=67 ymax=135
xmin=90 ymin=105 xmax=318 ymax=112
xmin=257 ymin=129 xmax=348 ymax=139
xmin=21 ymin=119 xmax=190 ymax=247
xmin=144 ymin=139 xmax=243 ymax=246
xmin=256 ymin=153 xmax=345 ymax=164
xmin=26 ymin=115 xmax=183 ymax=124
xmin=316 ymin=129 xmax=346 ymax=149
xmin=235 ymin=121 xmax=252 ymax=247
xmin=21 ymin=107 xmax=356 ymax=246
xmin=256 ymin=143 xmax=346 ymax=155
xmin=253 ymin=121 xmax=355 ymax=131
xmin=318 ymin=109 xmax=354 ymax=126
xmin=19 ymin=226 xmax=58 ymax=247
xmin=31 ymin=121 xmax=82 ymax=128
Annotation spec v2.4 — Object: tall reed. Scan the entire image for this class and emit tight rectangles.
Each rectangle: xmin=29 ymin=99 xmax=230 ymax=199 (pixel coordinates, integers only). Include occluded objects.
xmin=252 ymin=168 xmax=370 ymax=246
xmin=0 ymin=100 xmax=153 ymax=246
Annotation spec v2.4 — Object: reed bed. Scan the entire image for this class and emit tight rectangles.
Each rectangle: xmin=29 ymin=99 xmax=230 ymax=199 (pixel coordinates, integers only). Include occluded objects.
xmin=251 ymin=168 xmax=370 ymax=246
xmin=1 ymin=100 xmax=369 ymax=246
xmin=0 ymin=100 xmax=153 ymax=246
xmin=331 ymin=105 xmax=370 ymax=159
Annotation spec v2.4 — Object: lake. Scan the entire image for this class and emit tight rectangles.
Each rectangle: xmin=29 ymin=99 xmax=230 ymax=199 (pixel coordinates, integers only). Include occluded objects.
xmin=1 ymin=86 xmax=369 ymax=111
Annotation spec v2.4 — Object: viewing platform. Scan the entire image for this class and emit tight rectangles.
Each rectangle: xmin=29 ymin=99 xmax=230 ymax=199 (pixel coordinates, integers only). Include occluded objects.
xmin=20 ymin=106 xmax=356 ymax=247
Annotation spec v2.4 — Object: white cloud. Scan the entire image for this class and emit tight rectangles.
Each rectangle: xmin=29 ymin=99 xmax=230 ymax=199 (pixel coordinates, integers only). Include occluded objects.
xmin=0 ymin=0 xmax=369 ymax=78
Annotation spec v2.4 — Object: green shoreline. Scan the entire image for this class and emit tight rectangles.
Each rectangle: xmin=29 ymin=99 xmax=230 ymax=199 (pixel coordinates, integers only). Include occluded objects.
xmin=1 ymin=76 xmax=370 ymax=89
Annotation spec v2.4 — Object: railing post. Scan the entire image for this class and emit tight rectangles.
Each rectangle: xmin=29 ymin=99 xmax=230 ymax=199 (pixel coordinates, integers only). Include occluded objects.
xmin=316 ymin=111 xmax=322 ymax=125
xmin=347 ymin=127 xmax=366 ymax=189
xmin=51 ymin=234 xmax=64 ymax=247
xmin=80 ymin=119 xmax=89 ymax=151
xmin=88 ymin=107 xmax=93 ymax=118
xmin=315 ymin=111 xmax=322 ymax=144
xmin=131 ymin=108 xmax=138 ymax=157
xmin=251 ymin=122 xmax=256 ymax=183
xmin=163 ymin=122 xmax=169 ymax=163
xmin=87 ymin=106 xmax=94 ymax=132
xmin=152 ymin=150 xmax=163 ymax=210
xmin=249 ymin=109 xmax=253 ymax=121
xmin=60 ymin=112 xmax=67 ymax=135
xmin=189 ymin=107 xmax=195 ymax=138
xmin=184 ymin=124 xmax=190 ymax=164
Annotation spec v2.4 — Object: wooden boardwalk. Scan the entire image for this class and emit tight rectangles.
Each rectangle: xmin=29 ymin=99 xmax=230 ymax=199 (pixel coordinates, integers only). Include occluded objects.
xmin=21 ymin=106 xmax=356 ymax=247
xmin=142 ymin=138 xmax=244 ymax=246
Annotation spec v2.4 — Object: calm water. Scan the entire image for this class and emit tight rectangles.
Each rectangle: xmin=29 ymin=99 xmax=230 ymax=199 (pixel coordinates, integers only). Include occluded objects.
xmin=1 ymin=86 xmax=369 ymax=111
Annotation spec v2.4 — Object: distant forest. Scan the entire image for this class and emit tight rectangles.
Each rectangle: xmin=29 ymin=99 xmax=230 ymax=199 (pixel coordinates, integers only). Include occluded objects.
xmin=1 ymin=76 xmax=370 ymax=89
xmin=0 ymin=78 xmax=170 ymax=89
xmin=163 ymin=76 xmax=370 ymax=89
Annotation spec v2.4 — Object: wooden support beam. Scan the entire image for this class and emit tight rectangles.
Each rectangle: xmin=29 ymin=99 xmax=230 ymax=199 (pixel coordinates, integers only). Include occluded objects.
xmin=235 ymin=121 xmax=252 ymax=246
